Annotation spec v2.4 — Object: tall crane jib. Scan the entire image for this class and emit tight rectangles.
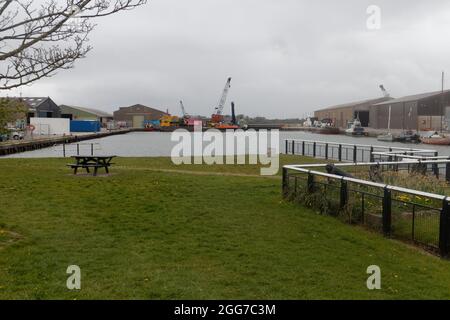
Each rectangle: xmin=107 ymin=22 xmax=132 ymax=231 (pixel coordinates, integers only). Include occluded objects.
xmin=179 ymin=100 xmax=188 ymax=117
xmin=214 ymin=77 xmax=232 ymax=115
xmin=379 ymin=85 xmax=390 ymax=98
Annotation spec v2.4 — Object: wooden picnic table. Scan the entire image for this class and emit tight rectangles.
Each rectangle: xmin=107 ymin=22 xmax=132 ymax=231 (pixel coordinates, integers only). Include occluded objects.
xmin=67 ymin=155 xmax=116 ymax=176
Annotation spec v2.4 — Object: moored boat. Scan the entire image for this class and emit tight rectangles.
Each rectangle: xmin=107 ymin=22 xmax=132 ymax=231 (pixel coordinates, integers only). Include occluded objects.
xmin=317 ymin=126 xmax=340 ymax=135
xmin=215 ymin=124 xmax=240 ymax=130
xmin=395 ymin=130 xmax=421 ymax=143
xmin=345 ymin=118 xmax=365 ymax=136
xmin=377 ymin=133 xmax=394 ymax=142
xmin=421 ymin=132 xmax=450 ymax=145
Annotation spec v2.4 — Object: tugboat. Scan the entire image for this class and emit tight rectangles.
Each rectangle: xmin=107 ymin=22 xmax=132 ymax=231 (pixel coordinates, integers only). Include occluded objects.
xmin=345 ymin=118 xmax=365 ymax=136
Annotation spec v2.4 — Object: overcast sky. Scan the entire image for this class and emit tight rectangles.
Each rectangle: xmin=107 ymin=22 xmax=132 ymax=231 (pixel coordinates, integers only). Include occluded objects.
xmin=6 ymin=0 xmax=450 ymax=118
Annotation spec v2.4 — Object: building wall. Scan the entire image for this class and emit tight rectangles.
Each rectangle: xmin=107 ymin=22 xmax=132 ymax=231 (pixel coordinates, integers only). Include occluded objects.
xmin=314 ymin=98 xmax=391 ymax=128
xmin=314 ymin=107 xmax=354 ymax=128
xmin=417 ymin=92 xmax=450 ymax=116
xmin=418 ymin=116 xmax=444 ymax=131
xmin=35 ymin=99 xmax=61 ymax=118
xmin=370 ymin=101 xmax=418 ymax=130
xmin=30 ymin=117 xmax=70 ymax=135
xmin=370 ymin=92 xmax=450 ymax=130
xmin=113 ymin=105 xmax=167 ymax=126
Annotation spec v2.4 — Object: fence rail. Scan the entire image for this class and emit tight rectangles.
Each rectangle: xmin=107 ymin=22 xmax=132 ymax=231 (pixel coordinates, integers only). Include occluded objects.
xmin=58 ymin=143 xmax=102 ymax=157
xmin=282 ymin=160 xmax=450 ymax=256
xmin=284 ymin=139 xmax=450 ymax=180
xmin=284 ymin=139 xmax=438 ymax=163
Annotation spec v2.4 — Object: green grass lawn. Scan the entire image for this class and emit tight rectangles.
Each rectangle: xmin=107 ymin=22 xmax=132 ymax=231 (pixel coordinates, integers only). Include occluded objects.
xmin=1 ymin=155 xmax=450 ymax=299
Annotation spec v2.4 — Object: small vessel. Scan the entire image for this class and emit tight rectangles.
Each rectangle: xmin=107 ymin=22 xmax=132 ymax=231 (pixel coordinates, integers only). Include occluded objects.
xmin=395 ymin=130 xmax=420 ymax=143
xmin=317 ymin=126 xmax=340 ymax=135
xmin=144 ymin=123 xmax=158 ymax=132
xmin=421 ymin=132 xmax=450 ymax=145
xmin=215 ymin=124 xmax=240 ymax=130
xmin=377 ymin=106 xmax=394 ymax=142
xmin=317 ymin=119 xmax=340 ymax=134
xmin=345 ymin=118 xmax=365 ymax=136
xmin=377 ymin=133 xmax=393 ymax=142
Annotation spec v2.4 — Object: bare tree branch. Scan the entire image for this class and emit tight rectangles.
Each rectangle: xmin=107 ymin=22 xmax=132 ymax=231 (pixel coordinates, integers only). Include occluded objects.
xmin=0 ymin=0 xmax=147 ymax=90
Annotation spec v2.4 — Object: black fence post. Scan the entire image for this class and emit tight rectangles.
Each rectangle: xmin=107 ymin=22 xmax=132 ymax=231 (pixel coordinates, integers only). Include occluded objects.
xmin=63 ymin=143 xmax=66 ymax=158
xmin=91 ymin=143 xmax=94 ymax=156
xmin=77 ymin=144 xmax=80 ymax=156
xmin=313 ymin=142 xmax=316 ymax=158
xmin=307 ymin=172 xmax=314 ymax=193
xmin=292 ymin=140 xmax=295 ymax=155
xmin=340 ymin=179 xmax=348 ymax=209
xmin=370 ymin=146 xmax=374 ymax=162
xmin=338 ymin=144 xmax=342 ymax=162
xmin=439 ymin=198 xmax=450 ymax=257
xmin=382 ymin=187 xmax=392 ymax=237
xmin=388 ymin=148 xmax=393 ymax=162
xmin=446 ymin=161 xmax=450 ymax=183
xmin=282 ymin=167 xmax=288 ymax=196
xmin=353 ymin=145 xmax=357 ymax=163
xmin=325 ymin=143 xmax=329 ymax=160
xmin=302 ymin=141 xmax=305 ymax=156
xmin=433 ymin=152 xmax=439 ymax=178
xmin=285 ymin=140 xmax=288 ymax=154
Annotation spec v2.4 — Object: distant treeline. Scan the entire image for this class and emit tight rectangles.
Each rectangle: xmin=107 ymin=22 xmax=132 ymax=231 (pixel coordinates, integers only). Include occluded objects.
xmin=235 ymin=115 xmax=305 ymax=125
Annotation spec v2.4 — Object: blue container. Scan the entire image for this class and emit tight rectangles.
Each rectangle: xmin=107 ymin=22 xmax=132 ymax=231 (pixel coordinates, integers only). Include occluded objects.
xmin=144 ymin=120 xmax=160 ymax=126
xmin=70 ymin=120 xmax=101 ymax=132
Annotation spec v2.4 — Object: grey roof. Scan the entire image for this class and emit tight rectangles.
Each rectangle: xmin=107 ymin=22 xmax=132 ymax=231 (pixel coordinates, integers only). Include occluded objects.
xmin=316 ymin=97 xmax=393 ymax=112
xmin=117 ymin=104 xmax=169 ymax=114
xmin=60 ymin=104 xmax=113 ymax=118
xmin=374 ymin=89 xmax=450 ymax=106
xmin=6 ymin=97 xmax=49 ymax=110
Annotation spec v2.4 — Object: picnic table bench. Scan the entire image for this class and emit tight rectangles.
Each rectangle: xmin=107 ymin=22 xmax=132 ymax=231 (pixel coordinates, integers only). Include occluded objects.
xmin=67 ymin=155 xmax=116 ymax=176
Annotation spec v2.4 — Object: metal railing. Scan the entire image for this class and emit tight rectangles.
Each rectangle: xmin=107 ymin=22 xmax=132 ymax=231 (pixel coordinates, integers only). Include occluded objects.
xmin=59 ymin=142 xmax=102 ymax=157
xmin=282 ymin=160 xmax=450 ymax=256
xmin=284 ymin=139 xmax=437 ymax=163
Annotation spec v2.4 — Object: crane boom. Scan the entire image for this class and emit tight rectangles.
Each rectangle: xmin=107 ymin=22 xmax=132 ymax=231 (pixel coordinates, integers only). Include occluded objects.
xmin=179 ymin=100 xmax=188 ymax=117
xmin=379 ymin=85 xmax=390 ymax=98
xmin=214 ymin=77 xmax=232 ymax=115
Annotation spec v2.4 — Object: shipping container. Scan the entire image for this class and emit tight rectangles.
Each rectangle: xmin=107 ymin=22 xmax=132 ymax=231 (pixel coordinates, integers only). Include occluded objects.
xmin=70 ymin=120 xmax=101 ymax=132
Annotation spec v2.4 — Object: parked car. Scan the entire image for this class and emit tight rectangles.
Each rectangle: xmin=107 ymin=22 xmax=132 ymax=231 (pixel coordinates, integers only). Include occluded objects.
xmin=9 ymin=129 xmax=25 ymax=140
xmin=0 ymin=133 xmax=8 ymax=142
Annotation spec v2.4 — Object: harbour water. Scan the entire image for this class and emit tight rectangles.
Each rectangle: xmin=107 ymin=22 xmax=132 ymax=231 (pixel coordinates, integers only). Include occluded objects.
xmin=2 ymin=131 xmax=450 ymax=158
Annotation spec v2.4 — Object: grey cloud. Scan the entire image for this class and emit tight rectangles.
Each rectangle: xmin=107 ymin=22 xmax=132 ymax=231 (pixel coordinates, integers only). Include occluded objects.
xmin=7 ymin=0 xmax=450 ymax=118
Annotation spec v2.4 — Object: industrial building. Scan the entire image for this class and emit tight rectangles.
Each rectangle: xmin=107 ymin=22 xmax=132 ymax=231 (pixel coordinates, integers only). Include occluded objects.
xmin=14 ymin=97 xmax=61 ymax=123
xmin=371 ymin=90 xmax=450 ymax=131
xmin=60 ymin=105 xmax=113 ymax=125
xmin=113 ymin=104 xmax=168 ymax=128
xmin=314 ymin=97 xmax=392 ymax=128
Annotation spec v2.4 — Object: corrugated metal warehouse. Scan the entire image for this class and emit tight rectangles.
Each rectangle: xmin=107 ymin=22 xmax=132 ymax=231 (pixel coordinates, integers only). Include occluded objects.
xmin=113 ymin=104 xmax=168 ymax=128
xmin=371 ymin=90 xmax=450 ymax=130
xmin=314 ymin=97 xmax=392 ymax=128
xmin=60 ymin=105 xmax=113 ymax=124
